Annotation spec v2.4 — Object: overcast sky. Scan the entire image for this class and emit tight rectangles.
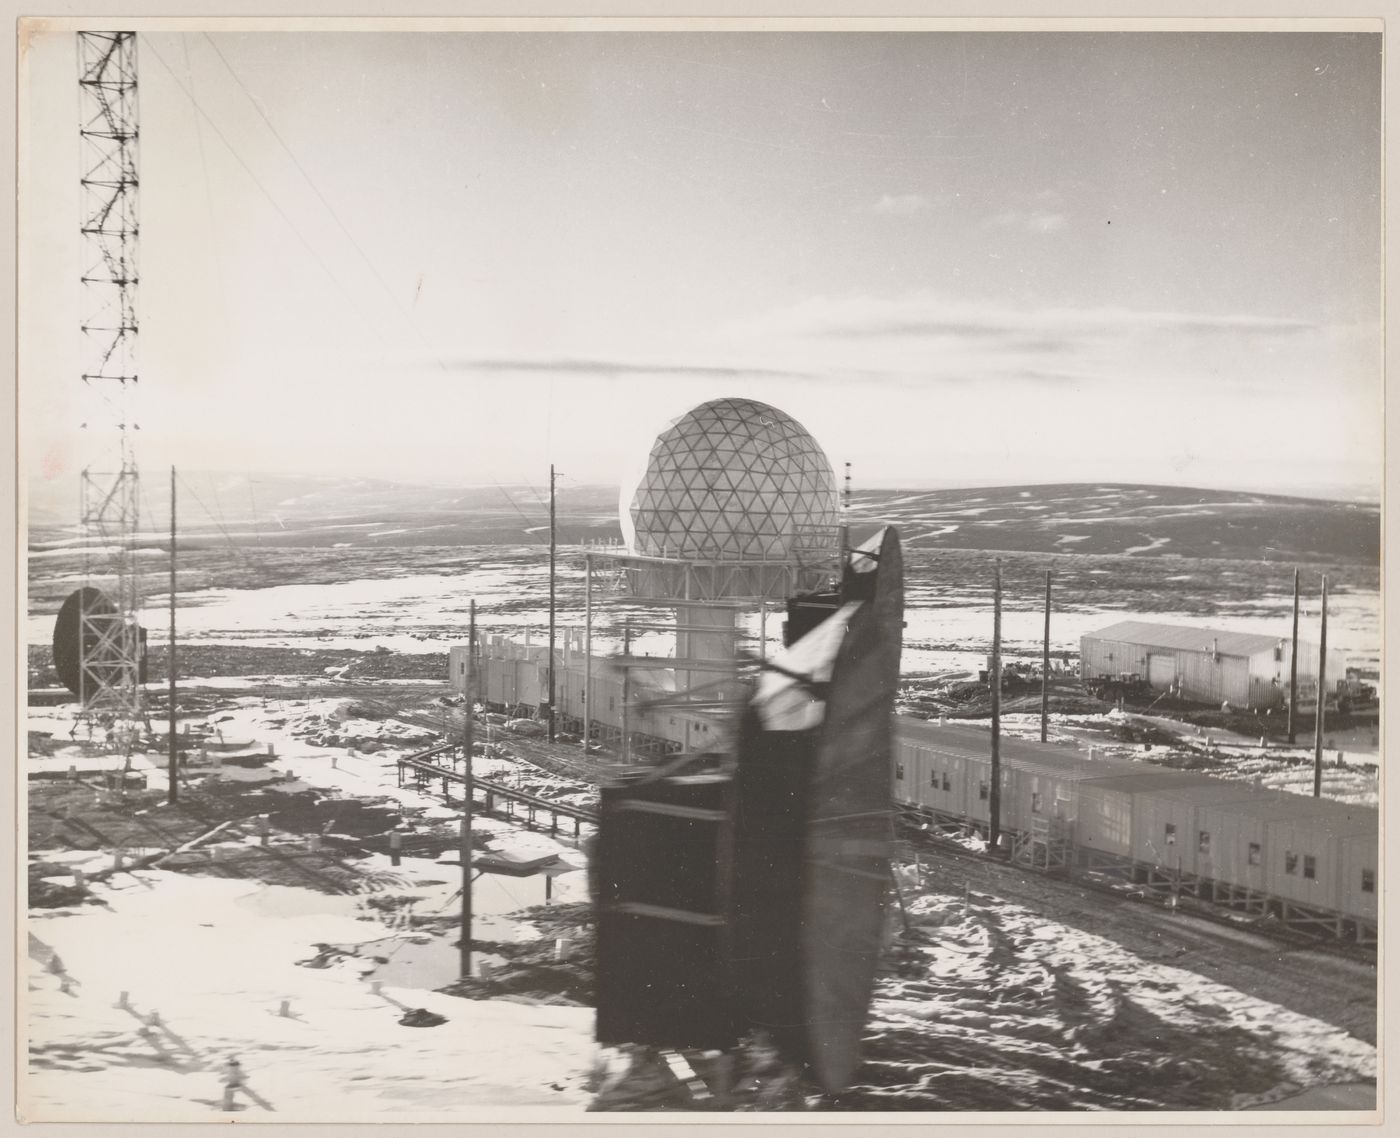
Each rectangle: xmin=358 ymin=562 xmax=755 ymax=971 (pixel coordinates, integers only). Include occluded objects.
xmin=20 ymin=27 xmax=1382 ymax=498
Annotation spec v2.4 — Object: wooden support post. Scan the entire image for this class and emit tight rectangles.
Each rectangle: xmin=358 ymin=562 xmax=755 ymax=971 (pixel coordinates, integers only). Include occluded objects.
xmin=583 ymin=551 xmax=592 ymax=751
xmin=1040 ymin=569 xmax=1052 ymax=743
xmin=1288 ymin=567 xmax=1301 ymax=745
xmin=168 ymin=465 xmax=179 ymax=805
xmin=461 ymin=599 xmax=476 ymax=981
xmin=390 ymin=832 xmax=402 ymax=867
xmin=621 ymin=625 xmax=632 ymax=764
xmin=548 ymin=464 xmax=557 ymax=743
xmin=1313 ymin=575 xmax=1328 ymax=797
xmin=989 ymin=560 xmax=1003 ymax=854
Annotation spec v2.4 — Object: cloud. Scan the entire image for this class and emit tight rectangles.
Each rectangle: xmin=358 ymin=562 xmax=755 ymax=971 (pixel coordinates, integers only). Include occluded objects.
xmin=820 ymin=319 xmax=1019 ymax=341
xmin=439 ymin=357 xmax=814 ymax=380
xmin=711 ymin=291 xmax=1337 ymax=403
xmin=1155 ymin=316 xmax=1317 ymax=336
xmin=871 ymin=193 xmax=930 ymax=216
xmin=732 ymin=292 xmax=1319 ymax=346
xmin=1013 ymin=369 xmax=1095 ymax=386
xmin=983 ymin=209 xmax=1069 ymax=233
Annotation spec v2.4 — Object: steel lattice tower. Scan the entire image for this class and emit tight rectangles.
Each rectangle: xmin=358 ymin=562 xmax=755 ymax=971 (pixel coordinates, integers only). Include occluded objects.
xmin=76 ymin=30 xmax=144 ymax=736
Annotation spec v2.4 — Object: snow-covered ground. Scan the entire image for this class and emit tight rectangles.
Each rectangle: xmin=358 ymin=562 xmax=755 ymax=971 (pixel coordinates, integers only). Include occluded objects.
xmin=26 ymin=688 xmax=1378 ymax=1118
xmin=24 ymin=869 xmax=596 ymax=1121
xmin=987 ymin=710 xmax=1378 ymax=806
xmin=27 ymin=554 xmax=1380 ymax=678
xmin=852 ymin=886 xmax=1377 ymax=1111
xmin=25 ymin=694 xmax=599 ymax=1121
xmin=29 ymin=694 xmax=593 ymax=905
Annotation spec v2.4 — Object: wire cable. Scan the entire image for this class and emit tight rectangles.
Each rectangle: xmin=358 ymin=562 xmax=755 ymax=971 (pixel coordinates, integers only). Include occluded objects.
xmin=140 ymin=36 xmax=390 ymax=341
xmin=200 ymin=33 xmax=453 ymax=375
xmin=492 ymin=482 xmax=545 ymax=529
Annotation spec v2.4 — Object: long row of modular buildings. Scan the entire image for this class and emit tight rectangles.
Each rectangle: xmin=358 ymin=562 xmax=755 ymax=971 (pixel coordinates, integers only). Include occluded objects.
xmin=452 ymin=634 xmax=1377 ymax=943
xmin=894 ymin=718 xmax=1377 ymax=943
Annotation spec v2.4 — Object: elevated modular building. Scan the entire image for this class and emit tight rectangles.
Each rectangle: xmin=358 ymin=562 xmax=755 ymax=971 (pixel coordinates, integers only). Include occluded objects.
xmin=450 ymin=632 xmax=731 ymax=757
xmin=1080 ymin=619 xmax=1345 ymax=710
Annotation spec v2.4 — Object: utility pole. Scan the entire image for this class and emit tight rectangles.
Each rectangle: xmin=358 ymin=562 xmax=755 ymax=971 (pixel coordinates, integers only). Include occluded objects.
xmin=1313 ymin=576 xmax=1328 ymax=798
xmin=167 ymin=466 xmax=177 ymax=804
xmin=460 ymin=599 xmax=476 ymax=978
xmin=547 ymin=465 xmax=558 ymax=742
xmin=1288 ymin=568 xmax=1301 ymax=745
xmin=583 ymin=551 xmax=592 ymax=752
xmin=1040 ymin=569 xmax=1052 ymax=744
xmin=621 ymin=624 xmax=632 ymax=764
xmin=989 ymin=560 xmax=1002 ymax=854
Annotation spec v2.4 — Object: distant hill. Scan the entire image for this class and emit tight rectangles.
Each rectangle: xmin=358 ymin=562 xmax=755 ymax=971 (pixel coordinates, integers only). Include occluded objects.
xmin=847 ymin=483 xmax=1378 ymax=565
xmin=26 ymin=473 xmax=622 ymax=549
xmin=25 ymin=473 xmax=1378 ymax=565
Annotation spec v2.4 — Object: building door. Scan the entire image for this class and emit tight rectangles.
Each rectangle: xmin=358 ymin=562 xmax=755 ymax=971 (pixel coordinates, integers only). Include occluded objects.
xmin=1147 ymin=654 xmax=1176 ymax=688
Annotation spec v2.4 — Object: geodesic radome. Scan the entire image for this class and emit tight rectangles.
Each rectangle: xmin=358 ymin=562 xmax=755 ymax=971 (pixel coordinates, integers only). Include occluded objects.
xmin=623 ymin=397 xmax=840 ymax=561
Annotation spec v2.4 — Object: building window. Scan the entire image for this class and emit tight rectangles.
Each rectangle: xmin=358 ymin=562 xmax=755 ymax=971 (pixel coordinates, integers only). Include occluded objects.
xmin=1303 ymin=855 xmax=1316 ymax=880
xmin=895 ymin=762 xmax=905 ymax=781
xmin=1198 ymin=831 xmax=1210 ymax=855
xmin=459 ymin=662 xmax=466 ymax=676
xmin=1031 ymin=792 xmax=1043 ymax=814
xmin=942 ymin=772 xmax=952 ymax=792
xmin=1248 ymin=843 xmax=1261 ymax=866
xmin=1362 ymin=869 xmax=1376 ymax=894
xmin=1285 ymin=851 xmax=1298 ymax=875
xmin=609 ymin=696 xmax=616 ymax=711
xmin=930 ymin=769 xmax=939 ymax=789
xmin=978 ymin=780 xmax=989 ymax=801
xmin=1164 ymin=823 xmax=1176 ymax=845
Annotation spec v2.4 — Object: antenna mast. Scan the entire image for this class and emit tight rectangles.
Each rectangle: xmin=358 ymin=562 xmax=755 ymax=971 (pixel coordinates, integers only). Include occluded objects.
xmin=76 ymin=30 xmax=144 ymax=738
xmin=840 ymin=462 xmax=852 ymax=557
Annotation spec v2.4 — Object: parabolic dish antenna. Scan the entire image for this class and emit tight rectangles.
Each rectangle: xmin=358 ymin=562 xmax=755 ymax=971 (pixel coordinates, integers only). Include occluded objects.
xmin=51 ymin=585 xmax=116 ymax=696
xmin=735 ymin=526 xmax=903 ymax=1093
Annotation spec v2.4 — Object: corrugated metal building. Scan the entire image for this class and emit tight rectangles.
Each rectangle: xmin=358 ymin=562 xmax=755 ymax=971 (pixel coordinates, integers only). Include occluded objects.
xmin=1080 ymin=620 xmax=1345 ymax=710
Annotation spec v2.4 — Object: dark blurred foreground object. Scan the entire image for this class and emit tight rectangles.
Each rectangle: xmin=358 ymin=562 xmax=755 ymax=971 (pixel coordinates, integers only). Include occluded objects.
xmin=594 ymin=756 xmax=738 ymax=1051
xmin=593 ymin=528 xmax=903 ymax=1099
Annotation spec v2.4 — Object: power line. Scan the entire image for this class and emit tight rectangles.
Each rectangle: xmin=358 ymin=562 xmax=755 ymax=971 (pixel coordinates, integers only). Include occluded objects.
xmin=200 ymin=33 xmax=452 ymax=374
xmin=174 ymin=472 xmax=261 ymax=575
xmin=492 ymin=482 xmax=544 ymax=529
xmin=141 ymin=35 xmax=389 ymax=341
